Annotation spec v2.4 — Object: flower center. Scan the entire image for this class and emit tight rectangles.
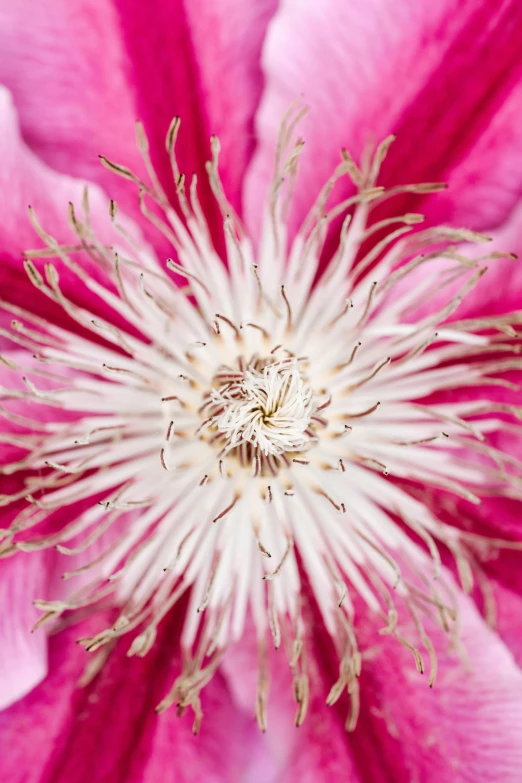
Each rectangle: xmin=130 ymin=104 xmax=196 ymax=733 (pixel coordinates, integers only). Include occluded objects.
xmin=209 ymin=355 xmax=318 ymax=460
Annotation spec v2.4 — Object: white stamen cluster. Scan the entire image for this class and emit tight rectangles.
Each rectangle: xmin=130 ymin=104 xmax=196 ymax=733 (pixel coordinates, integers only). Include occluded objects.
xmin=211 ymin=359 xmax=317 ymax=457
xmin=0 ymin=108 xmax=520 ymax=733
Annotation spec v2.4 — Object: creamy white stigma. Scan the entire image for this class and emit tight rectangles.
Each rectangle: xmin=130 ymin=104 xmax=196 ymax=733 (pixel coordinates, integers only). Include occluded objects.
xmin=212 ymin=359 xmax=317 ymax=458
xmin=0 ymin=108 xmax=520 ymax=732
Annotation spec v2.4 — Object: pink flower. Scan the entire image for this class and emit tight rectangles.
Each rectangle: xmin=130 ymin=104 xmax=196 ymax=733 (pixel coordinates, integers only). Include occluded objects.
xmin=1 ymin=2 xmax=522 ymax=782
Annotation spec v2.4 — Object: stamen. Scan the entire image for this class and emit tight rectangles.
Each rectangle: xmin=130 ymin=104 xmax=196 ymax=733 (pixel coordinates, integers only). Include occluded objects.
xmin=213 ymin=496 xmax=239 ymax=523
xmin=328 ymin=299 xmax=353 ymax=328
xmin=166 ymin=258 xmax=211 ymax=297
xmin=263 ymin=537 xmax=294 ymax=581
xmin=215 ymin=313 xmax=241 ymax=340
xmin=344 ymin=357 xmax=391 ymax=392
xmin=337 ymin=342 xmax=362 ymax=371
xmin=280 ymin=285 xmax=293 ymax=331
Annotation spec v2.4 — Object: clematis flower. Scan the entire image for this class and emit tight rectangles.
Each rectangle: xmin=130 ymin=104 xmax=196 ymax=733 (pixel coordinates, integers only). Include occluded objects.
xmin=2 ymin=2 xmax=522 ymax=782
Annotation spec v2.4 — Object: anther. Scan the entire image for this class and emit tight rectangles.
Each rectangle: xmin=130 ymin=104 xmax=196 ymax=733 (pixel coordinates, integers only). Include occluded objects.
xmin=215 ymin=313 xmax=241 ymax=339
xmin=161 ymin=395 xmax=186 ymax=408
xmin=355 ymin=281 xmax=378 ymax=328
xmin=166 ymin=258 xmax=211 ymax=297
xmin=337 ymin=342 xmax=362 ymax=371
xmin=213 ymin=496 xmax=239 ymax=523
xmin=280 ymin=285 xmax=293 ymax=331
xmin=360 ymin=457 xmax=388 ymax=475
xmin=160 ymin=448 xmax=170 ymax=471
xmin=316 ymin=489 xmax=345 ymax=513
xmin=263 ymin=537 xmax=294 ymax=581
xmin=329 ymin=299 xmax=353 ymax=328
xmin=342 ymin=401 xmax=381 ymax=420
xmin=241 ymin=322 xmax=270 ymax=338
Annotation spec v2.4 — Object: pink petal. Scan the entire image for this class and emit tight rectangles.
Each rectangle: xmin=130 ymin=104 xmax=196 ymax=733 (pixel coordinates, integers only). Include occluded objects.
xmin=451 ymin=496 xmax=522 ymax=654
xmin=274 ymin=653 xmax=362 ymax=783
xmin=0 ymin=553 xmax=49 ymax=709
xmin=490 ymin=580 xmax=522 ymax=668
xmin=0 ymin=353 xmax=145 ymax=715
xmin=0 ymin=86 xmax=145 ymax=328
xmin=0 ymin=612 xmax=271 ymax=783
xmin=222 ymin=629 xmax=306 ymax=776
xmin=427 ymin=79 xmax=522 ymax=230
xmin=414 ymin=484 xmax=522 ymax=669
xmin=405 ymin=200 xmax=522 ymax=322
xmin=449 ymin=198 xmax=522 ymax=318
xmin=245 ymin=0 xmax=522 ymax=239
xmin=112 ymin=0 xmax=279 ymax=218
xmin=0 ymin=0 xmax=144 ymax=219
xmin=0 ymin=86 xmax=95 ymax=255
xmin=222 ymin=628 xmax=362 ymax=780
xmin=249 ymin=579 xmax=522 ymax=783
xmin=366 ymin=203 xmax=522 ymax=353
xmin=350 ymin=593 xmax=522 ymax=782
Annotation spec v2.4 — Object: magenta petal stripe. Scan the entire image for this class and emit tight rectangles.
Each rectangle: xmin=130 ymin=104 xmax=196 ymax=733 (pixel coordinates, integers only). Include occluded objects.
xmin=245 ymin=0 xmax=522 ymax=241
